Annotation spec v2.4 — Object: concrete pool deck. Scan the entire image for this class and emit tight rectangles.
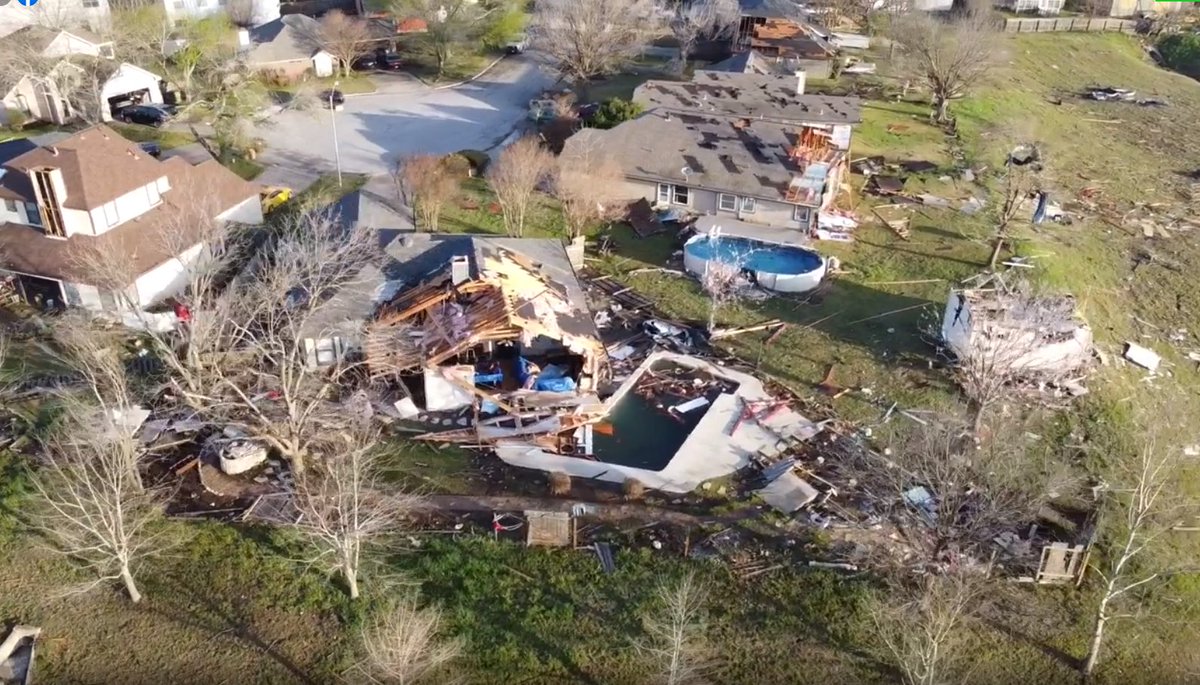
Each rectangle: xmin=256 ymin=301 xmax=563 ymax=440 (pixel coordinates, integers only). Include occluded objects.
xmin=493 ymin=351 xmax=820 ymax=493
xmin=692 ymin=216 xmax=811 ymax=247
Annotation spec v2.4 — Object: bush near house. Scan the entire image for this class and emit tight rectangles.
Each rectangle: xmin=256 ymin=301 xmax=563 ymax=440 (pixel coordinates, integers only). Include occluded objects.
xmin=1157 ymin=33 xmax=1200 ymax=79
xmin=590 ymin=97 xmax=644 ymax=129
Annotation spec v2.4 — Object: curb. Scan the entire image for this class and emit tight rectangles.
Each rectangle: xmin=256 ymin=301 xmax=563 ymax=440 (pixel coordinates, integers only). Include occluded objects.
xmin=412 ymin=54 xmax=511 ymax=91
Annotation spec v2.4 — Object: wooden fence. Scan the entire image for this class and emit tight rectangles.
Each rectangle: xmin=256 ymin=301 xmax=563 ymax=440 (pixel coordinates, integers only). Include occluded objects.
xmin=1004 ymin=16 xmax=1138 ymax=33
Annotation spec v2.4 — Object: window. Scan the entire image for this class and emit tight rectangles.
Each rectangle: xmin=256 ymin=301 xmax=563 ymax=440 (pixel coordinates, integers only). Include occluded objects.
xmin=740 ymin=196 xmax=756 ymax=214
xmin=656 ymin=183 xmax=670 ymax=204
xmin=718 ymin=193 xmax=736 ymax=212
xmin=2 ymin=199 xmax=16 ymax=213
xmin=99 ymin=44 xmax=114 ymax=58
xmin=102 ymin=201 xmax=119 ymax=227
xmin=315 ymin=338 xmax=339 ymax=366
xmin=672 ymin=185 xmax=689 ymax=206
xmin=146 ymin=183 xmax=161 ymax=206
xmin=173 ymin=0 xmax=186 ymax=9
xmin=82 ymin=0 xmax=100 ymax=7
xmin=793 ymin=205 xmax=810 ymax=224
xmin=98 ymin=290 xmax=118 ymax=312
xmin=24 ymin=202 xmax=41 ymax=226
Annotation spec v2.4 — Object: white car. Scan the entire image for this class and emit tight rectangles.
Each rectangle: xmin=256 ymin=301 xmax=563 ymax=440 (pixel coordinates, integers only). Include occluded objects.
xmin=506 ymin=35 xmax=528 ymax=54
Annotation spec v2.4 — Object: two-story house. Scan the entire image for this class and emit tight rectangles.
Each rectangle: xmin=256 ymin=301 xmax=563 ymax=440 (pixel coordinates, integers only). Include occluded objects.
xmin=0 ymin=126 xmax=262 ymax=312
xmin=562 ymin=70 xmax=861 ymax=235
xmin=0 ymin=0 xmax=281 ymax=39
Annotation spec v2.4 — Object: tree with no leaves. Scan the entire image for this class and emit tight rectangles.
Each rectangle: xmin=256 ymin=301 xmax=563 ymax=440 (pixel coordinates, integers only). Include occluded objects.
xmin=316 ymin=10 xmax=373 ymax=78
xmin=488 ymin=137 xmax=554 ymax=238
xmin=28 ymin=323 xmax=172 ymax=604
xmin=529 ymin=0 xmax=664 ymax=91
xmin=987 ymin=154 xmax=1038 ymax=271
xmin=889 ymin=12 xmax=997 ymax=124
xmin=291 ymin=426 xmax=423 ymax=599
xmin=637 ymin=572 xmax=715 ymax=685
xmin=701 ymin=259 xmax=743 ymax=333
xmin=552 ymin=137 xmax=623 ymax=239
xmin=871 ymin=572 xmax=982 ymax=685
xmin=358 ymin=595 xmax=460 ymax=684
xmin=859 ymin=421 xmax=1072 ymax=567
xmin=71 ymin=206 xmax=378 ymax=476
xmin=670 ymin=0 xmax=739 ymax=74
xmin=1080 ymin=443 xmax=1186 ymax=680
xmin=394 ymin=154 xmax=459 ymax=231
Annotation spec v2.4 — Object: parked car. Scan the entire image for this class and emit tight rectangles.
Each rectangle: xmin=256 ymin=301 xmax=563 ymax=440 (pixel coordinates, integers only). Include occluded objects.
xmin=260 ymin=186 xmax=292 ymax=214
xmin=137 ymin=141 xmax=162 ymax=158
xmin=505 ymin=35 xmax=528 ymax=54
xmin=115 ymin=104 xmax=171 ymax=127
xmin=351 ymin=55 xmax=377 ymax=71
xmin=576 ymin=102 xmax=601 ymax=121
xmin=319 ymin=89 xmax=345 ymax=107
xmin=376 ymin=52 xmax=404 ymax=70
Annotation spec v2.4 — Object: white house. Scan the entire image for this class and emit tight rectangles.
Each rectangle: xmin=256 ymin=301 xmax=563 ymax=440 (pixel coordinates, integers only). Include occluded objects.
xmin=6 ymin=25 xmax=114 ymax=58
xmin=1 ymin=60 xmax=166 ymax=126
xmin=1 ymin=0 xmax=281 ymax=38
xmin=0 ymin=125 xmax=263 ymax=313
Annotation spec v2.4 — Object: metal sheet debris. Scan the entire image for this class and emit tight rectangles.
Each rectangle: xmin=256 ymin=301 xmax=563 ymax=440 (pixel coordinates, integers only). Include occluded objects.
xmin=1123 ymin=342 xmax=1161 ymax=372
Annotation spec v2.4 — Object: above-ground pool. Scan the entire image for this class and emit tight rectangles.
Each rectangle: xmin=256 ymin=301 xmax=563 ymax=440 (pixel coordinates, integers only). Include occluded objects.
xmin=683 ymin=235 xmax=826 ymax=293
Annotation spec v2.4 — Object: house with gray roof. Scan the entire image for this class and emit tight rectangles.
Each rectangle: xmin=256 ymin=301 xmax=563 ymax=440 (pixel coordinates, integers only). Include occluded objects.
xmin=299 ymin=232 xmax=604 ymax=397
xmin=562 ymin=70 xmax=861 ymax=234
xmin=244 ymin=15 xmax=336 ymax=81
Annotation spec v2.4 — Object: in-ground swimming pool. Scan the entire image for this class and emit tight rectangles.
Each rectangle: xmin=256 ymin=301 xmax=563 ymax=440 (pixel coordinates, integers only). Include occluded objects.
xmin=683 ymin=234 xmax=827 ymax=293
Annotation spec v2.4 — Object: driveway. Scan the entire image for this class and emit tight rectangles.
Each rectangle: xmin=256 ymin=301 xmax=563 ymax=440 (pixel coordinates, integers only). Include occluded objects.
xmin=255 ymin=54 xmax=557 ymax=190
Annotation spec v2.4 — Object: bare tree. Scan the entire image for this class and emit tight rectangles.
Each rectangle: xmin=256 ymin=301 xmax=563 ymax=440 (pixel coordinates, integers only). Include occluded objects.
xmin=71 ymin=206 xmax=377 ymax=476
xmin=670 ymin=0 xmax=739 ymax=74
xmin=1080 ymin=443 xmax=1187 ymax=681
xmin=488 ymin=137 xmax=554 ymax=238
xmin=388 ymin=0 xmax=490 ymax=78
xmin=291 ymin=426 xmax=422 ymax=599
xmin=871 ymin=572 xmax=981 ymax=685
xmin=552 ymin=139 xmax=623 ymax=239
xmin=359 ymin=595 xmax=461 ymax=684
xmin=395 ymin=154 xmax=459 ymax=231
xmin=987 ymin=154 xmax=1038 ymax=271
xmin=316 ymin=10 xmax=373 ymax=78
xmin=700 ymin=256 xmax=743 ymax=333
xmin=637 ymin=572 xmax=714 ymax=685
xmin=858 ymin=422 xmax=1072 ymax=567
xmin=529 ymin=0 xmax=664 ymax=91
xmin=28 ymin=324 xmax=172 ymax=604
xmin=890 ymin=12 xmax=997 ymax=124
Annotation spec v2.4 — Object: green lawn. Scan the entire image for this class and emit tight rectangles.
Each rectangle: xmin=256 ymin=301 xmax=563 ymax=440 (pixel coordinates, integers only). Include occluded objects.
xmin=1 ymin=31 xmax=1199 ymax=685
xmin=110 ymin=122 xmax=199 ymax=150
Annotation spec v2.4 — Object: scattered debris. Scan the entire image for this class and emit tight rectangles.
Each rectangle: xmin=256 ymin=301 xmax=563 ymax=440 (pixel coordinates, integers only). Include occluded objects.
xmin=525 ymin=510 xmax=575 ymax=547
xmin=0 ymin=625 xmax=39 ymax=685
xmin=593 ymin=541 xmax=616 ymax=573
xmin=1123 ymin=342 xmax=1161 ymax=372
xmin=866 ymin=175 xmax=905 ymax=196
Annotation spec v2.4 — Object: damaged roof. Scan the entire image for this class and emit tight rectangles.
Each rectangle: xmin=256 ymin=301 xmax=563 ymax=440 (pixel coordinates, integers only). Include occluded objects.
xmin=738 ymin=0 xmax=806 ymax=19
xmin=561 ymin=112 xmax=837 ymax=206
xmin=634 ymin=72 xmax=862 ymax=125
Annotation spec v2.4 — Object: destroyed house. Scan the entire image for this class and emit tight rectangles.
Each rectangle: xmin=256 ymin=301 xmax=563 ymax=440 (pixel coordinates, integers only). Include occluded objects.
xmin=941 ymin=280 xmax=1093 ymax=374
xmin=314 ymin=234 xmax=605 ymax=412
xmin=563 ymin=71 xmax=860 ymax=233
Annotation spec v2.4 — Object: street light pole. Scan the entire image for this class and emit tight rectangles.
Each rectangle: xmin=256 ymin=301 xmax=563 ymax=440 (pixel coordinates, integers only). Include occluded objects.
xmin=329 ymin=80 xmax=342 ymax=187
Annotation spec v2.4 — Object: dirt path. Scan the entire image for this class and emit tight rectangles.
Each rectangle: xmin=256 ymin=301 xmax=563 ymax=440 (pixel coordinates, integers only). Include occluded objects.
xmin=419 ymin=494 xmax=763 ymax=527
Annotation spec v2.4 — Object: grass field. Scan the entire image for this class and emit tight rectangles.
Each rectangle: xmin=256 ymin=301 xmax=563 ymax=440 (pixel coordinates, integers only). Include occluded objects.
xmin=2 ymin=31 xmax=1200 ymax=685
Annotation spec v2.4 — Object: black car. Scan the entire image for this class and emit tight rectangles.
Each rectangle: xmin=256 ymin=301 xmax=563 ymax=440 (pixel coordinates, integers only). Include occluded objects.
xmin=375 ymin=52 xmax=403 ymax=70
xmin=351 ymin=55 xmax=377 ymax=71
xmin=115 ymin=104 xmax=171 ymax=127
xmin=137 ymin=141 xmax=162 ymax=158
xmin=319 ymin=89 xmax=345 ymax=107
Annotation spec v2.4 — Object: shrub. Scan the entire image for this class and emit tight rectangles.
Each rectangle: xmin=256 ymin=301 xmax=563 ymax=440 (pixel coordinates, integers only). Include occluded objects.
xmin=5 ymin=111 xmax=29 ymax=132
xmin=1158 ymin=33 xmax=1200 ymax=79
xmin=548 ymin=471 xmax=571 ymax=496
xmin=622 ymin=477 xmax=645 ymax=501
xmin=590 ymin=97 xmax=643 ymax=130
